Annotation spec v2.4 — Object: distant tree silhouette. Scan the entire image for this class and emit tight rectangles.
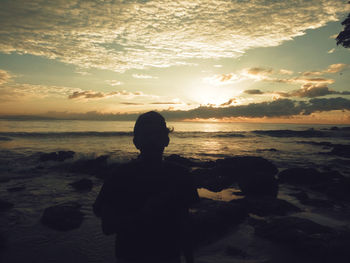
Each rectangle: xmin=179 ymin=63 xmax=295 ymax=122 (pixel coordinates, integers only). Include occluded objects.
xmin=336 ymin=2 xmax=350 ymax=48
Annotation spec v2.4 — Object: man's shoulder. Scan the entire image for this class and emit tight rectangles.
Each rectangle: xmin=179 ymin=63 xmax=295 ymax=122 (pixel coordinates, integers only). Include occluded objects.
xmin=162 ymin=160 xmax=189 ymax=174
xmin=104 ymin=160 xmax=141 ymax=182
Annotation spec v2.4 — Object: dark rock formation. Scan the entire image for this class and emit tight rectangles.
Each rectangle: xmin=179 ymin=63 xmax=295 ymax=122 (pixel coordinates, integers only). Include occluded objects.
xmin=191 ymin=198 xmax=247 ymax=245
xmin=7 ymin=186 xmax=26 ymax=192
xmin=236 ymin=197 xmax=301 ymax=217
xmin=0 ymin=199 xmax=14 ymax=211
xmin=319 ymin=177 xmax=350 ymax=201
xmin=39 ymin=151 xmax=75 ymax=162
xmin=279 ymin=168 xmax=350 ymax=201
xmin=216 ymin=156 xmax=278 ymax=197
xmin=225 ymin=246 xmax=247 ymax=258
xmin=41 ymin=202 xmax=84 ymax=231
xmin=70 ymin=178 xmax=93 ymax=191
xmin=329 ymin=144 xmax=350 ymax=158
xmin=291 ymin=191 xmax=334 ymax=208
xmin=192 ymin=156 xmax=278 ymax=197
xmin=0 ymin=233 xmax=6 ymax=249
xmin=278 ymin=168 xmax=343 ymax=186
xmin=40 ymin=152 xmax=58 ymax=162
xmin=191 ymin=168 xmax=231 ymax=192
xmin=57 ymin=151 xmax=75 ymax=161
xmin=255 ymin=216 xmax=350 ymax=262
xmin=70 ymin=155 xmax=110 ymax=176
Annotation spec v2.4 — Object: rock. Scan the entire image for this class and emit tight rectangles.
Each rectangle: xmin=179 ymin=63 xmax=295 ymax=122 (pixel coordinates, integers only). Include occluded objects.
xmin=40 ymin=152 xmax=58 ymax=162
xmin=216 ymin=156 xmax=278 ymax=177
xmin=225 ymin=246 xmax=247 ymax=258
xmin=41 ymin=202 xmax=84 ymax=231
xmin=0 ymin=231 xmax=7 ymax=249
xmin=39 ymin=151 xmax=75 ymax=162
xmin=216 ymin=156 xmax=278 ymax=198
xmin=191 ymin=168 xmax=231 ymax=192
xmin=321 ymin=178 xmax=350 ymax=201
xmin=278 ymin=168 xmax=342 ymax=186
xmin=192 ymin=156 xmax=279 ymax=196
xmin=238 ymin=172 xmax=278 ymax=198
xmin=255 ymin=217 xmax=350 ymax=262
xmin=291 ymin=191 xmax=334 ymax=208
xmin=0 ymin=199 xmax=14 ymax=211
xmin=279 ymin=168 xmax=350 ymax=201
xmin=329 ymin=144 xmax=350 ymax=158
xmin=191 ymin=198 xmax=247 ymax=245
xmin=57 ymin=151 xmax=75 ymax=161
xmin=290 ymin=190 xmax=309 ymax=202
xmin=70 ymin=179 xmax=93 ymax=191
xmin=236 ymin=197 xmax=301 ymax=217
xmin=7 ymin=186 xmax=26 ymax=192
xmin=70 ymin=155 xmax=109 ymax=176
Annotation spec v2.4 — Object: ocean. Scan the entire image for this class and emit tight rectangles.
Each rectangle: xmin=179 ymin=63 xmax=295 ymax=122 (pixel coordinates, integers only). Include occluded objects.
xmin=1 ymin=120 xmax=350 ymax=176
xmin=1 ymin=120 xmax=350 ymax=263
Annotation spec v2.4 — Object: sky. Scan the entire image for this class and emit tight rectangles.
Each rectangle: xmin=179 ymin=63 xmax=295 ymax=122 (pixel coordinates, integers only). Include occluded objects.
xmin=0 ymin=0 xmax=350 ymax=123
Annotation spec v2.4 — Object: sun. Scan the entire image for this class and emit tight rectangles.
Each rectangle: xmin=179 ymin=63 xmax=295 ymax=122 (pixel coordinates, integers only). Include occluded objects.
xmin=188 ymin=83 xmax=240 ymax=106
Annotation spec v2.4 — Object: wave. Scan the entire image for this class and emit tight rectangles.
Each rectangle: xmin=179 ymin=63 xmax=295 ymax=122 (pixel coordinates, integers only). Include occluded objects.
xmin=1 ymin=128 xmax=349 ymax=139
xmin=173 ymin=132 xmax=246 ymax=138
xmin=0 ymin=136 xmax=12 ymax=141
xmin=0 ymin=131 xmax=247 ymax=139
xmin=0 ymin=131 xmax=133 ymax=138
xmin=252 ymin=129 xmax=350 ymax=138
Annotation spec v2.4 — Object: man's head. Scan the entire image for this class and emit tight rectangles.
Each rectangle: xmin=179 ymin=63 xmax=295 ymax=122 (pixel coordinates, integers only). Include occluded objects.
xmin=133 ymin=111 xmax=171 ymax=159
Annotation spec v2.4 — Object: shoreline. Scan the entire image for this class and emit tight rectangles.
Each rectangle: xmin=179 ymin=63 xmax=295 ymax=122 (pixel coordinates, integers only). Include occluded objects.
xmin=1 ymin=153 xmax=350 ymax=262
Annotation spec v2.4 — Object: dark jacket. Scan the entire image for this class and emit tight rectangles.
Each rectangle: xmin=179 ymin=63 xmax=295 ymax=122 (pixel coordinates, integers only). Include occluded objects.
xmin=93 ymin=159 xmax=199 ymax=262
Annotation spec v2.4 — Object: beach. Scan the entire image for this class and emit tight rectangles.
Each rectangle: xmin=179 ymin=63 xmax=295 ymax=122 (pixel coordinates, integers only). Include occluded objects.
xmin=1 ymin=120 xmax=350 ymax=263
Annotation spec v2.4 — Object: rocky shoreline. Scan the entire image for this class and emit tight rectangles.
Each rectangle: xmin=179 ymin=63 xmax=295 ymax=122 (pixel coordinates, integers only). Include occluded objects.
xmin=1 ymin=151 xmax=350 ymax=262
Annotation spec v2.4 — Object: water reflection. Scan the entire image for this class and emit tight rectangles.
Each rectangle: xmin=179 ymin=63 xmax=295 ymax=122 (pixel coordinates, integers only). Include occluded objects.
xmin=197 ymin=188 xmax=244 ymax=202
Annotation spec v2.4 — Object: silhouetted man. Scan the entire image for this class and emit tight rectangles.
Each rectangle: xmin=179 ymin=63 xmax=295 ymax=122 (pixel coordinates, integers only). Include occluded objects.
xmin=93 ymin=111 xmax=199 ymax=263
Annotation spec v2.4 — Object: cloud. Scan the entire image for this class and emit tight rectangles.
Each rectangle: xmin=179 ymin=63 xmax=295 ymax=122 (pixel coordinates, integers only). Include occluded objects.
xmin=244 ymin=84 xmax=350 ymax=99
xmin=245 ymin=67 xmax=274 ymax=76
xmin=0 ymin=1 xmax=347 ymax=72
xmin=0 ymin=69 xmax=80 ymax=102
xmin=120 ymin=102 xmax=144 ymax=105
xmin=4 ymin=97 xmax=349 ymax=121
xmin=277 ymin=85 xmax=333 ymax=98
xmin=132 ymin=74 xmax=158 ymax=79
xmin=324 ymin=63 xmax=348 ymax=73
xmin=213 ymin=65 xmax=223 ymax=68
xmin=244 ymin=89 xmax=264 ymax=95
xmin=302 ymin=63 xmax=348 ymax=76
xmin=150 ymin=101 xmax=183 ymax=105
xmin=105 ymin=80 xmax=123 ymax=86
xmin=158 ymin=97 xmax=350 ymax=120
xmin=68 ymin=90 xmax=143 ymax=100
xmin=0 ymin=83 xmax=79 ymax=102
xmin=220 ymin=98 xmax=237 ymax=106
xmin=206 ymin=64 xmax=338 ymax=87
xmin=202 ymin=73 xmax=242 ymax=85
xmin=0 ymin=69 xmax=12 ymax=85
xmin=278 ymin=69 xmax=294 ymax=75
